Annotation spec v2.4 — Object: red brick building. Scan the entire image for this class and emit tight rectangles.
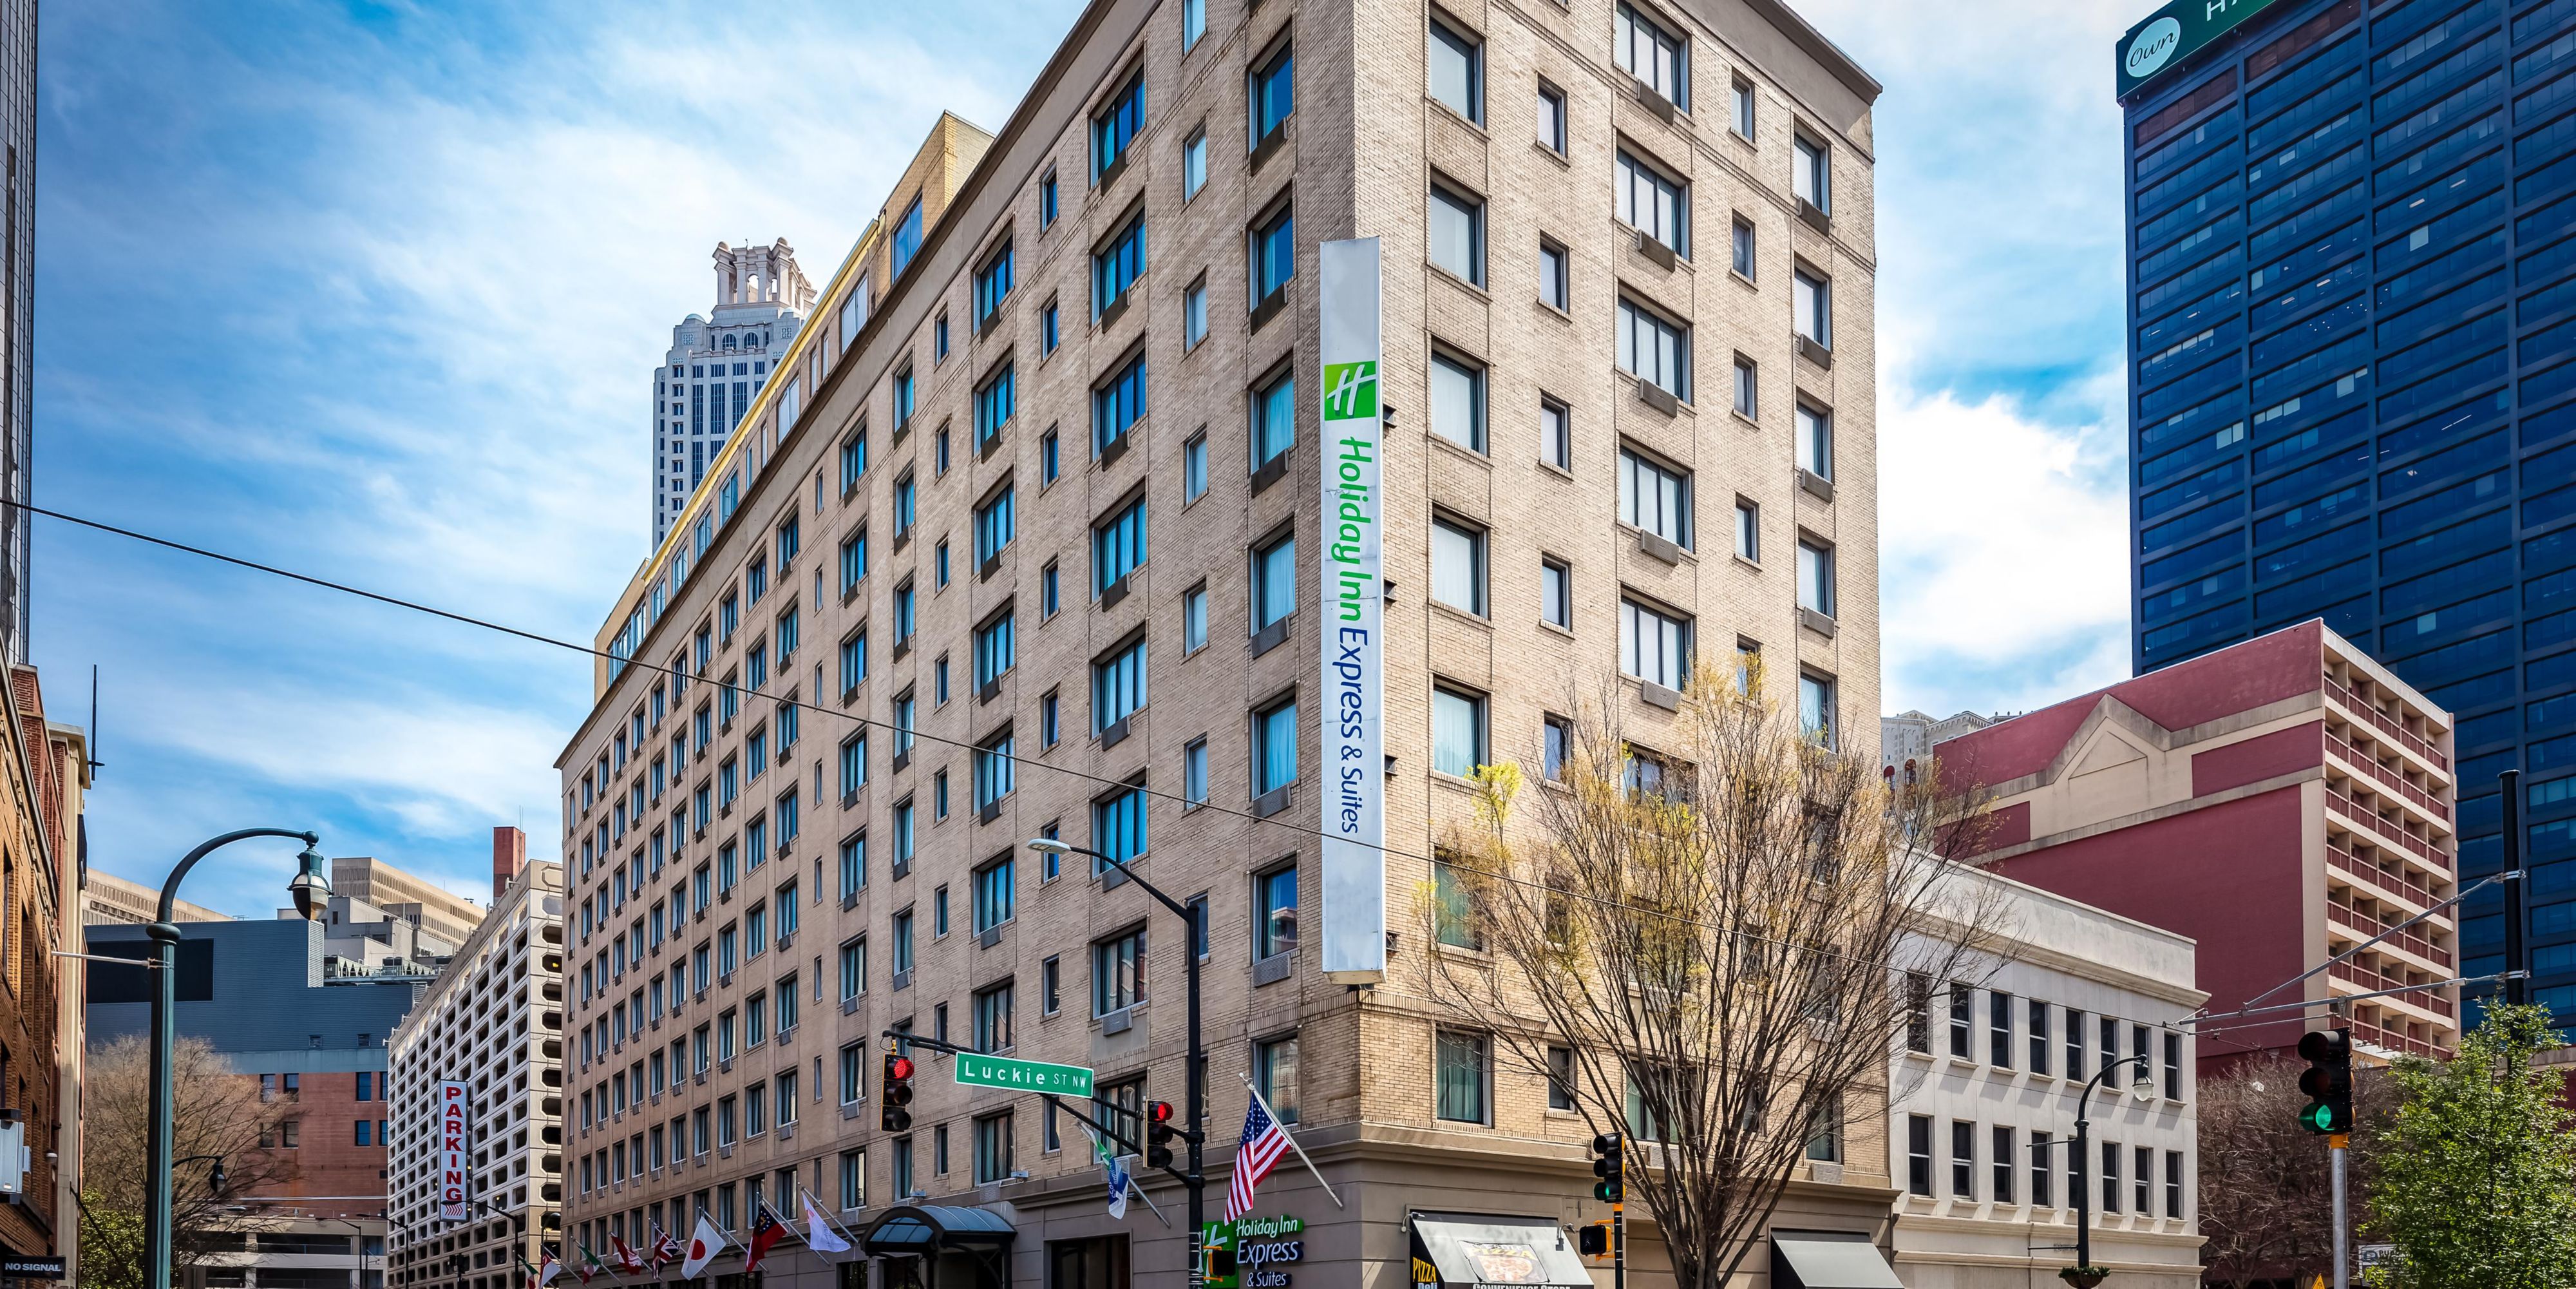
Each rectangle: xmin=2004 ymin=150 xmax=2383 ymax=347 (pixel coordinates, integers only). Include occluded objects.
xmin=1938 ymin=621 xmax=2460 ymax=1065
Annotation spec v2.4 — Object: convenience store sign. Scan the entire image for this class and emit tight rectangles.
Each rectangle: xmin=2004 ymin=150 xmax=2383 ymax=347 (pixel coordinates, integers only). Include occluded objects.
xmin=2116 ymin=0 xmax=2284 ymax=97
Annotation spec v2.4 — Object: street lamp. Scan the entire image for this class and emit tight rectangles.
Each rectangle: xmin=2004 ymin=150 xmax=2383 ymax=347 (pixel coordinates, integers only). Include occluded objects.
xmin=2065 ymin=1052 xmax=2157 ymax=1288
xmin=1025 ymin=837 xmax=1208 ymax=1289
xmin=146 ymin=829 xmax=327 ymax=1289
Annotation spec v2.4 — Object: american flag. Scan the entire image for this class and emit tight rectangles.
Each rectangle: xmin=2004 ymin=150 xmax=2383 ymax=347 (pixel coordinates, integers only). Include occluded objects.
xmin=1225 ymin=1095 xmax=1295 ymax=1221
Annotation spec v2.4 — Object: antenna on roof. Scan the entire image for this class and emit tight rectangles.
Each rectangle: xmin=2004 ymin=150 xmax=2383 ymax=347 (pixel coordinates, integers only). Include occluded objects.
xmin=86 ymin=665 xmax=103 ymax=776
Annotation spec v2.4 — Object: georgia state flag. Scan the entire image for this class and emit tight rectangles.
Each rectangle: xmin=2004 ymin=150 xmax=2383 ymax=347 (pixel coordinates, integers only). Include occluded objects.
xmin=680 ymin=1213 xmax=730 ymax=1279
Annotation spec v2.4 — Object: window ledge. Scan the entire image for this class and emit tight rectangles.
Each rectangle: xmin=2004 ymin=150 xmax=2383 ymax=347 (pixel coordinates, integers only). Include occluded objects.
xmin=1733 ymin=553 xmax=1763 ymax=574
xmin=1730 ymin=269 xmax=1758 ymax=292
xmin=1426 ymin=262 xmax=1491 ymax=299
xmin=1423 ymin=96 xmax=1489 ymax=138
xmin=1423 ymin=428 xmax=1494 ymax=470
xmin=1533 ymin=297 xmax=1573 ymax=325
xmin=1537 ymin=619 xmax=1575 ymax=641
xmin=1428 ymin=600 xmax=1493 ymax=632
xmin=1729 ymin=407 xmax=1761 ymax=432
xmin=1536 ymin=457 xmax=1575 ymax=482
xmin=1531 ymin=138 xmax=1570 ymax=168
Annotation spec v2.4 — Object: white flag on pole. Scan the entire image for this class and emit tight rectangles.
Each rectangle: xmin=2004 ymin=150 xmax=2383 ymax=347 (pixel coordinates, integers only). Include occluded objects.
xmin=680 ymin=1213 xmax=728 ymax=1279
xmin=802 ymin=1192 xmax=853 ymax=1255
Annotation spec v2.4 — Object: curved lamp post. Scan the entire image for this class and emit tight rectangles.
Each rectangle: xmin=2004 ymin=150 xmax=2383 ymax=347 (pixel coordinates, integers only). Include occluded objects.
xmin=146 ymin=830 xmax=328 ymax=1289
xmin=2064 ymin=1051 xmax=2157 ymax=1288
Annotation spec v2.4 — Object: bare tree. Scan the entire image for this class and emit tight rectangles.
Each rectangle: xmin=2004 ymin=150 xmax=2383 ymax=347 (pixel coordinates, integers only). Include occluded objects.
xmin=1417 ymin=674 xmax=2005 ymax=1289
xmin=2197 ymin=1052 xmax=2393 ymax=1289
xmin=79 ymin=1034 xmax=296 ymax=1289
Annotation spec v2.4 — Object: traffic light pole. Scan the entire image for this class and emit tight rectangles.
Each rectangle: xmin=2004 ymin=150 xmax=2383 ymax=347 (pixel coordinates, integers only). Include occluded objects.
xmin=1611 ymin=1198 xmax=1624 ymax=1289
xmin=2331 ymin=1134 xmax=2349 ymax=1289
xmin=1035 ymin=842 xmax=1206 ymax=1289
xmin=2503 ymin=768 xmax=2528 ymax=1007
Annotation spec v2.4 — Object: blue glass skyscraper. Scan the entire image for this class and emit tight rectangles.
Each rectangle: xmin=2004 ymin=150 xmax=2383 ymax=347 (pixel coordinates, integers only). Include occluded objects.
xmin=2119 ymin=0 xmax=2576 ymax=1011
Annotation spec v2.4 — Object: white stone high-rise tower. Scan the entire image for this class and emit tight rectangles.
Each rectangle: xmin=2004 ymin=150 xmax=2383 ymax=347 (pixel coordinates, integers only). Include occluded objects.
xmin=650 ymin=239 xmax=815 ymax=546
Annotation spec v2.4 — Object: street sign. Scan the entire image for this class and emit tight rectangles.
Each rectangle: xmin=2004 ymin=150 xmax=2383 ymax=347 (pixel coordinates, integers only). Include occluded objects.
xmin=1 ymin=1254 xmax=66 ymax=1279
xmin=953 ymin=1051 xmax=1094 ymax=1096
xmin=2358 ymin=1245 xmax=2399 ymax=1268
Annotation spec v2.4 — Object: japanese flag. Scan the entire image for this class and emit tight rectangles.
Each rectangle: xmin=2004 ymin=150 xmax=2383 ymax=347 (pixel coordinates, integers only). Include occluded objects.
xmin=681 ymin=1213 xmax=729 ymax=1280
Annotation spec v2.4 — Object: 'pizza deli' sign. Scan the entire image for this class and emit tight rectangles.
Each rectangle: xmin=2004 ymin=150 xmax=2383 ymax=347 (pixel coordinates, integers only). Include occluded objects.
xmin=438 ymin=1081 xmax=471 ymax=1222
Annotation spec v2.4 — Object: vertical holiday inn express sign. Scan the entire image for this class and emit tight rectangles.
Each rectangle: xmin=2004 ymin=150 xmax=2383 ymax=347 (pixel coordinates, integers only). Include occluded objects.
xmin=1318 ymin=238 xmax=1387 ymax=985
xmin=2115 ymin=0 xmax=2283 ymax=97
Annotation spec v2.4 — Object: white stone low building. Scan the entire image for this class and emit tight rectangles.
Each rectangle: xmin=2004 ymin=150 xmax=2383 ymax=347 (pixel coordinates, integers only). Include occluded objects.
xmin=1888 ymin=866 xmax=2205 ymax=1288
xmin=386 ymin=832 xmax=567 ymax=1289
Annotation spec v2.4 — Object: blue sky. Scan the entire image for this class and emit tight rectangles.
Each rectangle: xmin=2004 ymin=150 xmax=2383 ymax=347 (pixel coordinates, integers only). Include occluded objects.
xmin=33 ymin=0 xmax=2143 ymax=915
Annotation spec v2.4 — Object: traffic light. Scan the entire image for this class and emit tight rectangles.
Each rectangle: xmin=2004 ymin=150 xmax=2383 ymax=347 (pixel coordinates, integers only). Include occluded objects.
xmin=1577 ymin=1223 xmax=1610 ymax=1258
xmin=2297 ymin=1028 xmax=2353 ymax=1134
xmin=880 ymin=1051 xmax=916 ymax=1132
xmin=1590 ymin=1131 xmax=1624 ymax=1203
xmin=1146 ymin=1101 xmax=1179 ymax=1169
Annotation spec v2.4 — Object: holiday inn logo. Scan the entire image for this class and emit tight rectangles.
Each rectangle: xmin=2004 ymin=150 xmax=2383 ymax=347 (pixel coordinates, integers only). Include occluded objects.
xmin=1322 ymin=361 xmax=1377 ymax=421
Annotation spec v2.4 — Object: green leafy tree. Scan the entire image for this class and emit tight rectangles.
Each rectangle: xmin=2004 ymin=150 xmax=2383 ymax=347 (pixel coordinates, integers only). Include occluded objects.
xmin=2364 ymin=1002 xmax=2576 ymax=1289
xmin=73 ymin=1190 xmax=145 ymax=1289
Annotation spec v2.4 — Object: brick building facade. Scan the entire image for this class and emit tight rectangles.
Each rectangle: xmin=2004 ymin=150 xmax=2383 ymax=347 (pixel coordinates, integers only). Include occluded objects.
xmin=555 ymin=0 xmax=1889 ymax=1286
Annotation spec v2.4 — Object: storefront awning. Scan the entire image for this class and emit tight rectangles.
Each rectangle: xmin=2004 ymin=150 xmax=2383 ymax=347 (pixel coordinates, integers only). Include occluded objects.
xmin=862 ymin=1205 xmax=1017 ymax=1256
xmin=1770 ymin=1232 xmax=1902 ymax=1289
xmin=1409 ymin=1214 xmax=1596 ymax=1288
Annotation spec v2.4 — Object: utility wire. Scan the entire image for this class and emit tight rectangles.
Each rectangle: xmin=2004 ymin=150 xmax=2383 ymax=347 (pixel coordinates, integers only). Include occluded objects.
xmin=17 ymin=497 xmax=1997 ymax=973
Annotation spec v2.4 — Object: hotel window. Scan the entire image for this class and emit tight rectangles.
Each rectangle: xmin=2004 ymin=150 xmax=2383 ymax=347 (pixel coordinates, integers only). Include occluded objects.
xmin=1184 ymin=278 xmax=1209 ymax=349
xmin=1731 ymin=216 xmax=1756 ymax=279
xmin=1041 ymin=428 xmax=1060 ymax=484
xmin=1183 ymin=128 xmax=1208 ymax=200
xmin=1253 ymin=201 xmax=1296 ymax=305
xmin=2067 ymin=1007 xmax=2085 ymax=1076
xmin=2136 ymin=1146 xmax=2152 ymax=1214
xmin=1250 ymin=42 xmax=1294 ymax=149
xmin=1993 ymin=1125 xmax=2016 ymax=1203
xmin=1906 ymin=1116 xmax=1933 ymax=1196
xmin=1254 ymin=1034 xmax=1300 ymax=1123
xmin=1184 ymin=432 xmax=1209 ymax=503
xmin=1040 ymin=168 xmax=1059 ymax=227
xmin=1095 ymin=497 xmax=1148 ymax=593
xmin=1620 ymin=598 xmax=1689 ymax=690
xmin=972 ymin=979 xmax=1014 ymax=1051
xmin=1801 ymin=671 xmax=1837 ymax=749
xmin=2032 ymin=1131 xmax=2054 ymax=1207
xmin=839 ymin=934 xmax=866 ymax=1000
xmin=1796 ymin=402 xmax=1832 ymax=479
xmin=1537 ymin=81 xmax=1567 ymax=153
xmin=840 ymin=281 xmax=870 ymax=353
xmin=1794 ymin=267 xmax=1832 ymax=349
xmin=1428 ymin=18 xmax=1482 ymax=124
xmin=893 ymin=472 xmax=916 ymax=536
xmin=1433 ymin=854 xmax=1478 ymax=947
xmin=2164 ymin=1031 xmax=2183 ymax=1099
xmin=974 ymin=730 xmax=1016 ymax=809
xmin=1184 ymin=737 xmax=1209 ymax=805
xmin=1182 ymin=0 xmax=1205 ymax=47
xmin=1255 ymin=698 xmax=1299 ymax=796
xmin=1087 ymin=783 xmax=1149 ymax=866
xmin=1730 ymin=77 xmax=1754 ymax=138
xmin=1616 ymin=150 xmax=1687 ymax=256
xmin=2166 ymin=1151 xmax=2185 ymax=1217
xmin=891 ymin=195 xmax=924 ymax=279
xmin=1542 ymin=557 xmax=1571 ymax=629
xmin=1616 ymin=296 xmax=1689 ymax=399
xmin=1094 ymin=639 xmax=1148 ymax=730
xmin=1948 ymin=984 xmax=1972 ymax=1057
xmin=1797 ymin=539 xmax=1835 ymax=617
xmin=1432 ymin=517 xmax=1486 ymax=615
xmin=1434 ymin=1031 xmax=1488 ymax=1122
xmin=1430 ymin=352 xmax=1486 ymax=452
xmin=1093 ymin=928 xmax=1147 ymax=1014
xmin=1043 ymin=298 xmax=1060 ymax=353
xmin=974 ymin=240 xmax=1014 ymax=329
xmin=1433 ymin=685 xmax=1488 ymax=778
xmin=1734 ymin=499 xmax=1759 ymax=562
xmin=1805 ymin=1098 xmax=1842 ymax=1163
xmin=1539 ymin=239 xmax=1569 ymax=311
xmin=834 ymin=1043 xmax=863 ymax=1105
xmin=1950 ymin=1120 xmax=1974 ymax=1198
xmin=1618 ymin=446 xmax=1691 ymax=547
xmin=973 ymin=1111 xmax=1014 ymax=1185
xmin=1094 ymin=353 xmax=1148 ymax=454
xmin=1256 ymin=864 xmax=1298 ymax=960
xmin=1094 ymin=215 xmax=1146 ymax=318
xmin=1253 ymin=531 xmax=1296 ymax=631
xmin=976 ymin=488 xmax=1016 ymax=566
xmin=1540 ymin=396 xmax=1570 ymax=468
xmin=1429 ymin=183 xmax=1485 ymax=286
xmin=2031 ymin=1002 xmax=2052 ymax=1076
xmin=1094 ymin=73 xmax=1144 ymax=182
xmin=1793 ymin=133 xmax=1830 ymax=214
xmin=975 ymin=364 xmax=1016 ymax=450
xmin=2101 ymin=1142 xmax=2120 ymax=1213
xmin=1184 ymin=584 xmax=1209 ymax=652
xmin=1614 ymin=3 xmax=1686 ymax=107
xmin=839 ymin=531 xmax=867 ymax=595
xmin=1733 ymin=356 xmax=1757 ymax=419
xmin=1543 ymin=715 xmax=1571 ymax=782
xmin=1253 ymin=368 xmax=1296 ymax=469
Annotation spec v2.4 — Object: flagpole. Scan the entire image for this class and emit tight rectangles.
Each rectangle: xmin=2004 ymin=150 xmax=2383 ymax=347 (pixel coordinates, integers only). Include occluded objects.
xmin=1126 ymin=1169 xmax=1173 ymax=1228
xmin=797 ymin=1183 xmax=871 ymax=1252
xmin=1240 ymin=1074 xmax=1345 ymax=1209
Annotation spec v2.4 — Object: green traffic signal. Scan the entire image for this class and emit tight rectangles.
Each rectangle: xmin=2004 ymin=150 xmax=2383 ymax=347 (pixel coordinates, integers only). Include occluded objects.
xmin=1593 ymin=1179 xmax=1622 ymax=1203
xmin=2297 ymin=1028 xmax=2354 ymax=1136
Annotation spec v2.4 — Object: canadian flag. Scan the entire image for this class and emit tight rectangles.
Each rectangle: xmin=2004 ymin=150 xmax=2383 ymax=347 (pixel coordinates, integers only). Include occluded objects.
xmin=610 ymin=1233 xmax=643 ymax=1275
xmin=680 ymin=1213 xmax=729 ymax=1280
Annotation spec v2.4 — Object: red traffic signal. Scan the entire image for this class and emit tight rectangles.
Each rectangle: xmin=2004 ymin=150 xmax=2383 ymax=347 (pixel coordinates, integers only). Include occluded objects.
xmin=880 ymin=1051 xmax=916 ymax=1133
xmin=1145 ymin=1101 xmax=1178 ymax=1169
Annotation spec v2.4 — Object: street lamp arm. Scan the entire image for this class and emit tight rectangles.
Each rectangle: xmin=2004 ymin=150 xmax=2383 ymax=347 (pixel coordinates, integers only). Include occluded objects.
xmin=2074 ymin=1052 xmax=2155 ymax=1125
xmin=1035 ymin=840 xmax=1193 ymax=922
xmin=157 ymin=828 xmax=317 ymax=924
